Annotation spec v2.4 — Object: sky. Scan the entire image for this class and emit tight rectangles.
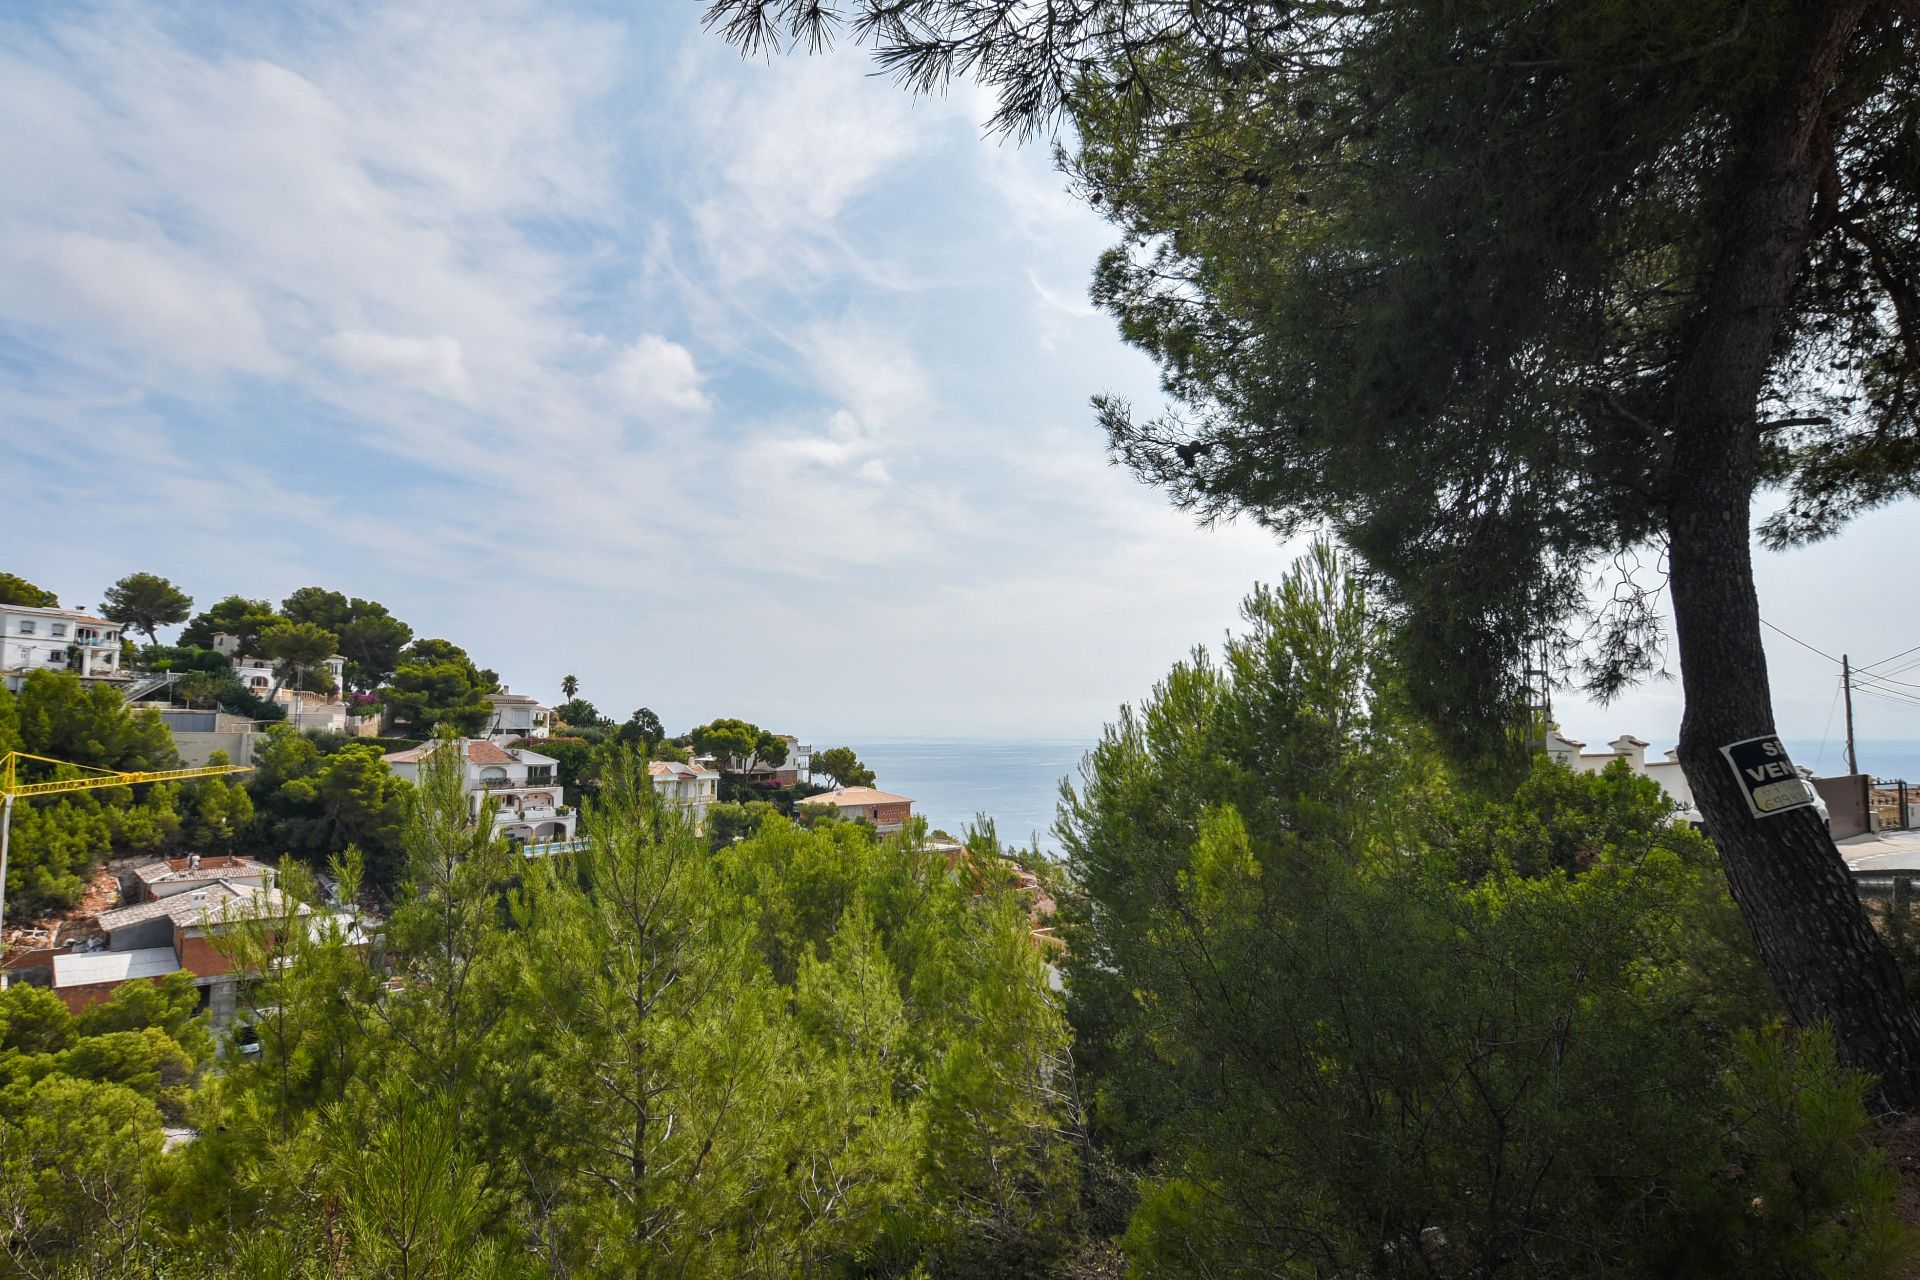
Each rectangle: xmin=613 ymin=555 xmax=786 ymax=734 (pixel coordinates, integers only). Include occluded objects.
xmin=2 ymin=0 xmax=1917 ymax=758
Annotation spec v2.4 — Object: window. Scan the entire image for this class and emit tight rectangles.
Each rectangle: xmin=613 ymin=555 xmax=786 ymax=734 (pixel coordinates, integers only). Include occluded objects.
xmin=17 ymin=621 xmax=33 ymax=635
xmin=50 ymin=624 xmax=65 ymax=637
xmin=45 ymin=649 xmax=63 ymax=664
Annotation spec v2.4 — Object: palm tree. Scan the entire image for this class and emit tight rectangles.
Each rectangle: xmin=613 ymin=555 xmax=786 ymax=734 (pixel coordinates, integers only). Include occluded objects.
xmin=561 ymin=673 xmax=579 ymax=700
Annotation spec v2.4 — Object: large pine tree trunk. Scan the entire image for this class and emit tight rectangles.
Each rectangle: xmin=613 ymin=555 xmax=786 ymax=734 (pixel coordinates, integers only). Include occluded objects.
xmin=1668 ymin=1 xmax=1920 ymax=1107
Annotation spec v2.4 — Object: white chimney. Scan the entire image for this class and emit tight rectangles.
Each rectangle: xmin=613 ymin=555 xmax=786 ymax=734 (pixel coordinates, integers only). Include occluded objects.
xmin=1608 ymin=735 xmax=1648 ymax=770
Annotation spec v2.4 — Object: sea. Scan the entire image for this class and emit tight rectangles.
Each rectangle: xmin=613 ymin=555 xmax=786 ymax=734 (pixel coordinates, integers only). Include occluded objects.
xmin=1785 ymin=740 xmax=1920 ymax=784
xmin=843 ymin=739 xmax=1096 ymax=857
xmin=841 ymin=738 xmax=1920 ymax=861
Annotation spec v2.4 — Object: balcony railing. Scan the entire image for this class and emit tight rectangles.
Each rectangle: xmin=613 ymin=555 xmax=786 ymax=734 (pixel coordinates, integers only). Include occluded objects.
xmin=519 ymin=838 xmax=590 ymax=858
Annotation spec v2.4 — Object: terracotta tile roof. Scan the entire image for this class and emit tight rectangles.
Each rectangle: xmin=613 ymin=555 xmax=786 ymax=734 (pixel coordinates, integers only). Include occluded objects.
xmin=383 ymin=738 xmax=520 ymax=766
xmin=806 ymin=787 xmax=914 ymax=807
xmin=649 ymin=760 xmax=710 ymax=780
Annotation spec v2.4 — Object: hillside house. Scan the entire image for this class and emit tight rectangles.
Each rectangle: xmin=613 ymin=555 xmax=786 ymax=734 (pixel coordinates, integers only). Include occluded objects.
xmin=1 ymin=604 xmax=124 ymax=689
xmin=484 ymin=689 xmax=553 ymax=742
xmin=649 ymin=758 xmax=721 ymax=830
xmin=1545 ymin=730 xmax=1697 ymax=813
xmin=125 ymin=854 xmax=272 ymax=904
xmin=52 ymin=878 xmax=312 ymax=1024
xmin=802 ymin=786 xmax=915 ymax=835
xmin=382 ymin=738 xmax=577 ymax=848
xmin=212 ymin=631 xmax=356 ymax=730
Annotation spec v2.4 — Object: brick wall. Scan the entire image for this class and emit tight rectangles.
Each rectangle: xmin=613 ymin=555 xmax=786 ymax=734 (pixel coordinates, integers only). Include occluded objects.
xmin=57 ymin=982 xmax=120 ymax=1014
xmin=173 ymin=927 xmax=275 ymax=977
xmin=870 ymin=802 xmax=912 ymax=826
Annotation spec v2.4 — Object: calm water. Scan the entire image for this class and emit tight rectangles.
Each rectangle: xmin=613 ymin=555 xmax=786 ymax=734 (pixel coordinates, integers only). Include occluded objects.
xmin=845 ymin=739 xmax=1096 ymax=856
xmin=1785 ymin=740 xmax=1920 ymax=783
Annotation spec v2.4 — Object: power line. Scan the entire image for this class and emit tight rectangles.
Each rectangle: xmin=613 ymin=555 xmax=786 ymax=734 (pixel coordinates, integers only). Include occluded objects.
xmin=1759 ymin=617 xmax=1842 ymax=664
xmin=1813 ymin=676 xmax=1843 ymax=773
xmin=1853 ymin=687 xmax=1920 ymax=713
xmin=1868 ymin=655 xmax=1920 ymax=683
xmin=1758 ymin=618 xmax=1920 ymax=695
xmin=1754 ymin=620 xmax=1920 ymax=771
xmin=1846 ymin=665 xmax=1920 ymax=696
xmin=1863 ymin=641 xmax=1920 ymax=672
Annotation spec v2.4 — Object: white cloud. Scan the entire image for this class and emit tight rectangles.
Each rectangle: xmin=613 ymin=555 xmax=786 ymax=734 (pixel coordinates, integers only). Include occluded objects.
xmin=33 ymin=1 xmax=1842 ymax=754
xmin=667 ymin=45 xmax=939 ymax=291
xmin=796 ymin=317 xmax=931 ymax=434
xmin=325 ymin=330 xmax=472 ymax=401
xmin=0 ymin=230 xmax=279 ymax=375
xmin=606 ymin=334 xmax=711 ymax=418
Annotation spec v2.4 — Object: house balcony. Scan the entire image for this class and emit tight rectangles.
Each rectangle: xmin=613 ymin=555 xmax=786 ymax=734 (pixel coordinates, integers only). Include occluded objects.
xmin=71 ymin=634 xmax=120 ymax=647
xmin=478 ymin=782 xmax=560 ymax=802
xmin=477 ymin=775 xmax=554 ymax=789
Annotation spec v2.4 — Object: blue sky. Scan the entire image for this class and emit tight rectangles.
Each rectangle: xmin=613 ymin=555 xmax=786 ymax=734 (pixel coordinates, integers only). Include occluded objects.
xmin=2 ymin=0 xmax=1916 ymax=755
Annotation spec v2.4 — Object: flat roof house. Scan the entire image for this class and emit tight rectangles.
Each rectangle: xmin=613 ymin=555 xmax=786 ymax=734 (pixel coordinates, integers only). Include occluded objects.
xmin=484 ymin=689 xmax=553 ymax=743
xmin=53 ymin=878 xmax=312 ymax=1024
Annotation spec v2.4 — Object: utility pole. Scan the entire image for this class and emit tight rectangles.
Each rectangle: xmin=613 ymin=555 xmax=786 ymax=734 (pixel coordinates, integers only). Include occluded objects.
xmin=1843 ymin=653 xmax=1859 ymax=777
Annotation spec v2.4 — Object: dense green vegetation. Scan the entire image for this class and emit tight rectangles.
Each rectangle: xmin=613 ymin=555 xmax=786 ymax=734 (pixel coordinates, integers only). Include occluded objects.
xmin=0 ymin=675 xmax=185 ymax=916
xmin=1059 ymin=547 xmax=1909 ymax=1276
xmin=98 ymin=575 xmax=192 ymax=647
xmin=6 ymin=550 xmax=1913 ymax=1277
xmin=710 ymin=0 xmax=1920 ymax=1106
xmin=132 ymin=578 xmax=489 ymax=728
xmin=811 ymin=746 xmax=876 ymax=789
xmin=245 ymin=726 xmax=412 ymax=889
xmin=0 ymin=975 xmax=212 ymax=1280
xmin=3 ymin=746 xmax=1073 ymax=1278
xmin=381 ymin=637 xmax=499 ymax=737
xmin=0 ymin=574 xmax=58 ymax=609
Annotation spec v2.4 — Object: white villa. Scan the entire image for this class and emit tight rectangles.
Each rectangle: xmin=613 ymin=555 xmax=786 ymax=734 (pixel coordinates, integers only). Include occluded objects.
xmin=484 ymin=688 xmax=553 ymax=742
xmin=212 ymin=631 xmax=354 ymax=731
xmin=729 ymin=734 xmax=813 ymax=786
xmin=382 ymin=738 xmax=577 ymax=848
xmin=1546 ymin=730 xmax=1697 ymax=815
xmin=1 ymin=603 xmax=125 ymax=689
xmin=214 ymin=631 xmax=347 ymax=694
xmin=649 ymin=758 xmax=721 ymax=830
